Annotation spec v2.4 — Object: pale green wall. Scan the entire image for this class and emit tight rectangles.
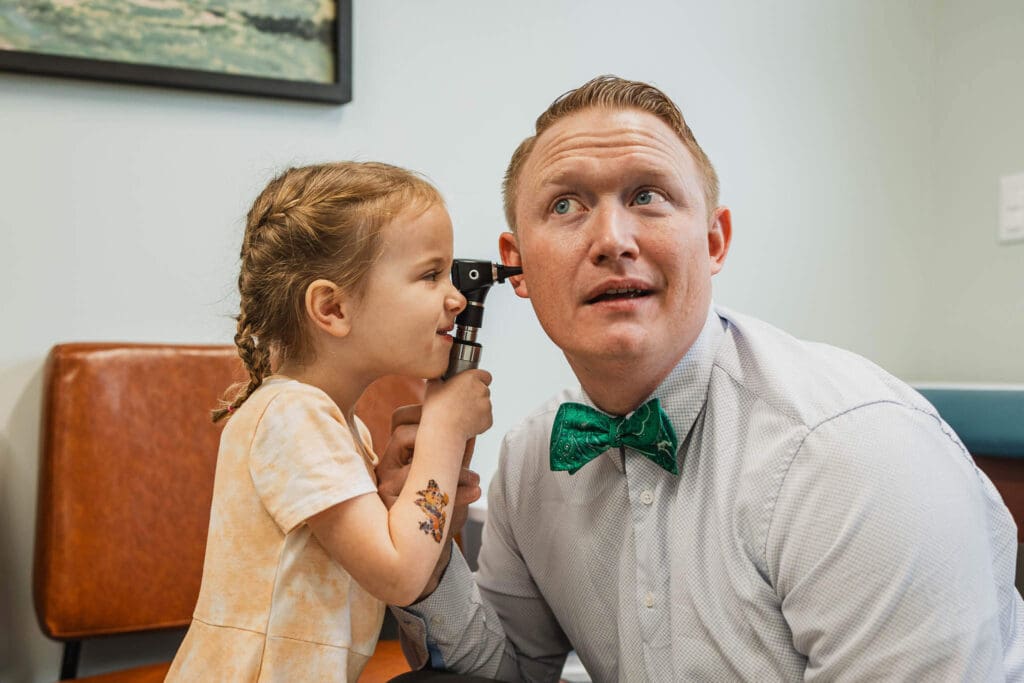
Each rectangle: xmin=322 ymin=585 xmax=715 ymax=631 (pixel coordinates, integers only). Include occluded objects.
xmin=911 ymin=0 xmax=1024 ymax=383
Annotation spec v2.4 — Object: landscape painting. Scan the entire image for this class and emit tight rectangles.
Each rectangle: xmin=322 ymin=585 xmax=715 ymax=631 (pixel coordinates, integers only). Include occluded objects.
xmin=0 ymin=0 xmax=351 ymax=103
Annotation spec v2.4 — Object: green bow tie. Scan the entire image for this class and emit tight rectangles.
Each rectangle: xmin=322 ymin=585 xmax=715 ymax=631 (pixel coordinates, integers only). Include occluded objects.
xmin=549 ymin=398 xmax=679 ymax=475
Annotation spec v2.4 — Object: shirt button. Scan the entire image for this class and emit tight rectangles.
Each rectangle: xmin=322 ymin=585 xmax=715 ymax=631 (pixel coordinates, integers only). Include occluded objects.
xmin=640 ymin=490 xmax=654 ymax=505
xmin=644 ymin=592 xmax=656 ymax=608
xmin=430 ymin=615 xmax=445 ymax=628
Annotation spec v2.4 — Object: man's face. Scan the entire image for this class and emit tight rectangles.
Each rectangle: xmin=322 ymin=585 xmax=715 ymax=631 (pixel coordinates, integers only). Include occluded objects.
xmin=499 ymin=107 xmax=730 ymax=381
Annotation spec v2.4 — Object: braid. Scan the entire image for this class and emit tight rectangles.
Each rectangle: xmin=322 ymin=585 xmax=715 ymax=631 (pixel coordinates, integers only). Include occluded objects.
xmin=253 ymin=173 xmax=288 ymax=221
xmin=212 ymin=310 xmax=272 ymax=422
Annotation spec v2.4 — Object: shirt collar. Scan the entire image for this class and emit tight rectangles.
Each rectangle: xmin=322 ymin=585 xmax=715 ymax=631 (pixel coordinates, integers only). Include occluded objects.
xmin=575 ymin=303 xmax=725 ymax=474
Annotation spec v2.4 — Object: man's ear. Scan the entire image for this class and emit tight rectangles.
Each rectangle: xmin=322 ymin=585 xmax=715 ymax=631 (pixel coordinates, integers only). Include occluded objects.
xmin=708 ymin=207 xmax=732 ymax=276
xmin=305 ymin=279 xmax=353 ymax=338
xmin=498 ymin=231 xmax=529 ymax=298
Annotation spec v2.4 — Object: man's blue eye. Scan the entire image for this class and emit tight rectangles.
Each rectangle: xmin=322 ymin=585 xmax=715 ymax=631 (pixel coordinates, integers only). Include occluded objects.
xmin=633 ymin=189 xmax=667 ymax=206
xmin=554 ymin=199 xmax=571 ymax=214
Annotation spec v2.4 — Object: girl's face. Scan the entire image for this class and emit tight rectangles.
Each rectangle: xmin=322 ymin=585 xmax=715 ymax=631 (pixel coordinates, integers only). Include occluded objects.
xmin=347 ymin=203 xmax=466 ymax=379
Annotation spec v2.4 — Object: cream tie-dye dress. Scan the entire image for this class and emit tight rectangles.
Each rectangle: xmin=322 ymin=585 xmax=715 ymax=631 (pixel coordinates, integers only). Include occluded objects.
xmin=168 ymin=377 xmax=386 ymax=682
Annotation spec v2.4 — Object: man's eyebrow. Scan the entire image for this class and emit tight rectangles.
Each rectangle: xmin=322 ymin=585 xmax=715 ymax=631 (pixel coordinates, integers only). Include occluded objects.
xmin=623 ymin=165 xmax=685 ymax=184
xmin=536 ymin=168 xmax=577 ymax=188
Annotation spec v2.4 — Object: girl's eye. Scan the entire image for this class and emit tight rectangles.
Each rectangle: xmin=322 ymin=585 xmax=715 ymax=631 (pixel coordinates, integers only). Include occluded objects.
xmin=552 ymin=197 xmax=582 ymax=215
xmin=632 ymin=189 xmax=666 ymax=206
xmin=423 ymin=271 xmax=440 ymax=282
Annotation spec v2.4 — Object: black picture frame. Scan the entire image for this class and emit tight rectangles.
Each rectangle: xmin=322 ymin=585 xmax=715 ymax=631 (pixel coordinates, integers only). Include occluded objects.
xmin=0 ymin=1 xmax=351 ymax=105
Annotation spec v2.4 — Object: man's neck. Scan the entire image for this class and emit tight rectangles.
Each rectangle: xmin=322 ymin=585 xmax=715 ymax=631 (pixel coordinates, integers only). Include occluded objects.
xmin=570 ymin=352 xmax=685 ymax=416
xmin=567 ymin=303 xmax=715 ymax=415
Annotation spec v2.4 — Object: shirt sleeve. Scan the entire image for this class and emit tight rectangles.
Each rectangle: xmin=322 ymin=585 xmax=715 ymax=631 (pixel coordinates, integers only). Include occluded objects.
xmin=393 ymin=432 xmax=571 ymax=682
xmin=249 ymin=387 xmax=378 ymax=534
xmin=767 ymin=401 xmax=1018 ymax=681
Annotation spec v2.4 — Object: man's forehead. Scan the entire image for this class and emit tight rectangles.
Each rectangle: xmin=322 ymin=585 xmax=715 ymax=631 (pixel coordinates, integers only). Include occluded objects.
xmin=524 ymin=108 xmax=696 ymax=186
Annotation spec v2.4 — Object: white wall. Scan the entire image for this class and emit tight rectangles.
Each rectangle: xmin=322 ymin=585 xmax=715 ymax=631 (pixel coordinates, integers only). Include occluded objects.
xmin=1 ymin=1 xmax=1019 ymax=680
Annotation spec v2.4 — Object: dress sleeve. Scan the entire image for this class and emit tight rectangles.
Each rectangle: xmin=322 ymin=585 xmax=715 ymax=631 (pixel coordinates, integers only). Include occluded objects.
xmin=767 ymin=401 xmax=1017 ymax=681
xmin=249 ymin=388 xmax=378 ymax=534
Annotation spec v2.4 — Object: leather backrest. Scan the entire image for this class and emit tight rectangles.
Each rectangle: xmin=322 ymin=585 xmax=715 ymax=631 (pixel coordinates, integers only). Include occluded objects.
xmin=915 ymin=386 xmax=1024 ymax=458
xmin=34 ymin=343 xmax=425 ymax=640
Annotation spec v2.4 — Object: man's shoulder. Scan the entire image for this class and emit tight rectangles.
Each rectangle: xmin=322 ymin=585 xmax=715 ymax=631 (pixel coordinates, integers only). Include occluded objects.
xmin=712 ymin=306 xmax=935 ymax=430
xmin=493 ymin=387 xmax=578 ymax=486
xmin=503 ymin=387 xmax=577 ymax=449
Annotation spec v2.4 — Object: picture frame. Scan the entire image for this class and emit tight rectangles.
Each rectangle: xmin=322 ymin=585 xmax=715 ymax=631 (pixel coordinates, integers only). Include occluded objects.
xmin=0 ymin=1 xmax=351 ymax=105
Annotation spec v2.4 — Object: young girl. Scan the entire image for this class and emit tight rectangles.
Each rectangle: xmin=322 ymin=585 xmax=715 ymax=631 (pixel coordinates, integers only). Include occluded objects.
xmin=167 ymin=162 xmax=492 ymax=682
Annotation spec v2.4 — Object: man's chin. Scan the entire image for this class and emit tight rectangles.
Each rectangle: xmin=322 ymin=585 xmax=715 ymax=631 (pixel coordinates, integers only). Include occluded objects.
xmin=562 ymin=333 xmax=651 ymax=367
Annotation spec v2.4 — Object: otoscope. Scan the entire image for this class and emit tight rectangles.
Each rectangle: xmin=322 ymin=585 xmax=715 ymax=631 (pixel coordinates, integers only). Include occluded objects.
xmin=442 ymin=259 xmax=522 ymax=380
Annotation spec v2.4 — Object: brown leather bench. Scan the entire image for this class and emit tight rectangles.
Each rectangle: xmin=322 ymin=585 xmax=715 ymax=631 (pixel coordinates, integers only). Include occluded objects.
xmin=34 ymin=343 xmax=421 ymax=681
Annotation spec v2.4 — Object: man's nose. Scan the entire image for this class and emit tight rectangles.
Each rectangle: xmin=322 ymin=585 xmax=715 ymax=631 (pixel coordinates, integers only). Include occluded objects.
xmin=587 ymin=204 xmax=639 ymax=265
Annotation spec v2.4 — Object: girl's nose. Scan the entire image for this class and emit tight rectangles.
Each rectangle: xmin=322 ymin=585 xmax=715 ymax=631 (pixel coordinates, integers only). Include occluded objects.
xmin=447 ymin=284 xmax=467 ymax=313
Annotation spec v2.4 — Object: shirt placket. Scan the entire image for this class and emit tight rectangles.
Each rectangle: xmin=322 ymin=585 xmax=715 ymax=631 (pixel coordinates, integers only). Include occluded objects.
xmin=622 ymin=445 xmax=673 ymax=680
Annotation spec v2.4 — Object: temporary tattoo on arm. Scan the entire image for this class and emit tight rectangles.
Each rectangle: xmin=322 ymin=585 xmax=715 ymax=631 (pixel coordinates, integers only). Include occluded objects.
xmin=414 ymin=479 xmax=450 ymax=543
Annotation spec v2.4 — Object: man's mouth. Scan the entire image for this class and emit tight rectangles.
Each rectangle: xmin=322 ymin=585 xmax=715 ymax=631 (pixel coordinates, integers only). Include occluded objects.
xmin=586 ymin=286 xmax=652 ymax=304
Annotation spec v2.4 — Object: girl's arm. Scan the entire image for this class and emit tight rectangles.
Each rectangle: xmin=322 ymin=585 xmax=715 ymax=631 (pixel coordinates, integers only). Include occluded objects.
xmin=307 ymin=370 xmax=492 ymax=606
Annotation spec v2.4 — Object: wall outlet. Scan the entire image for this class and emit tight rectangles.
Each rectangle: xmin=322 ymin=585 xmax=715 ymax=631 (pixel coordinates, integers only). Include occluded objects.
xmin=999 ymin=172 xmax=1024 ymax=244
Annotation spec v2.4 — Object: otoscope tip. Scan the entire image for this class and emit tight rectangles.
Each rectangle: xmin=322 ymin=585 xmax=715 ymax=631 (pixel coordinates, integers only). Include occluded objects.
xmin=495 ymin=264 xmax=523 ymax=282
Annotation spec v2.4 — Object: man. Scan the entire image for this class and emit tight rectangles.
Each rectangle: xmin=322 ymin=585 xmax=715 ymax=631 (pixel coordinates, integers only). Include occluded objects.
xmin=380 ymin=75 xmax=1024 ymax=681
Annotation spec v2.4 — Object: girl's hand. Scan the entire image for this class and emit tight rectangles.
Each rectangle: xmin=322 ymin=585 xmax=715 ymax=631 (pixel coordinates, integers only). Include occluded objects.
xmin=422 ymin=369 xmax=493 ymax=441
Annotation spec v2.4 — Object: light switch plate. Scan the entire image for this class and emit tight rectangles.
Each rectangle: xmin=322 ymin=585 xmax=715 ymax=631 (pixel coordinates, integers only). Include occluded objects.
xmin=999 ymin=172 xmax=1024 ymax=244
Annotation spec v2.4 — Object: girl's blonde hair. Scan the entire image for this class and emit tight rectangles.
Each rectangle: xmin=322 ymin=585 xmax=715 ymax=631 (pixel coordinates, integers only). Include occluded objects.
xmin=214 ymin=161 xmax=443 ymax=422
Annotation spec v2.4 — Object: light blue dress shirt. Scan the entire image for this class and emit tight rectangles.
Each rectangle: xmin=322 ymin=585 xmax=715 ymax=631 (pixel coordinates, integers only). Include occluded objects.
xmin=394 ymin=305 xmax=1024 ymax=682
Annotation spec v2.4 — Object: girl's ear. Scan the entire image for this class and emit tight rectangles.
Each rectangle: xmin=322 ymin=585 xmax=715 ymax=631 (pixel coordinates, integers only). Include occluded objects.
xmin=498 ymin=231 xmax=529 ymax=298
xmin=305 ymin=279 xmax=353 ymax=338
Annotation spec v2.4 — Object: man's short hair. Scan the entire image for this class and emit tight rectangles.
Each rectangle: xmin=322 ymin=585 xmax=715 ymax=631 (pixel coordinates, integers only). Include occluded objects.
xmin=502 ymin=75 xmax=720 ymax=231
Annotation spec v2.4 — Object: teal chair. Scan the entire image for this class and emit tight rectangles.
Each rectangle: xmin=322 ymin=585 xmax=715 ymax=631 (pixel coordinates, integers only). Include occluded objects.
xmin=916 ymin=385 xmax=1024 ymax=541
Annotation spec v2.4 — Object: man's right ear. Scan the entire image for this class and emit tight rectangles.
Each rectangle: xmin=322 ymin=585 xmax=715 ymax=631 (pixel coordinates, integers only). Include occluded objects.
xmin=498 ymin=231 xmax=529 ymax=298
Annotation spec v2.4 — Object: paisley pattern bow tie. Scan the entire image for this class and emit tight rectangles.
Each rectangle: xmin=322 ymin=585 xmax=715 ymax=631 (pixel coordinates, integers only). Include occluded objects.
xmin=549 ymin=398 xmax=679 ymax=475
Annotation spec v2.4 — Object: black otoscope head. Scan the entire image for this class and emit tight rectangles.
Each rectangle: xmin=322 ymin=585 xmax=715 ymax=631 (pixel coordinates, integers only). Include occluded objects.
xmin=451 ymin=259 xmax=522 ymax=294
xmin=451 ymin=260 xmax=522 ymax=328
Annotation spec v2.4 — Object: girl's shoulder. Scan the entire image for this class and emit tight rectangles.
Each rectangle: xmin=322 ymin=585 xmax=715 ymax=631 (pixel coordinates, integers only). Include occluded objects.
xmin=226 ymin=377 xmax=376 ymax=463
xmin=227 ymin=376 xmax=344 ymax=435
xmin=257 ymin=376 xmax=342 ymax=418
xmin=259 ymin=375 xmax=330 ymax=399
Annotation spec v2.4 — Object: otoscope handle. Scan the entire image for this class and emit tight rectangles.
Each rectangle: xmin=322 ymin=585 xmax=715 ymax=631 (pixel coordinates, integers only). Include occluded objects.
xmin=442 ymin=340 xmax=481 ymax=380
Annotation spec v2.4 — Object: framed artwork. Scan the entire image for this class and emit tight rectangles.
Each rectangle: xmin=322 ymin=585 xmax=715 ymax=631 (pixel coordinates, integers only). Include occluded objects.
xmin=0 ymin=1 xmax=351 ymax=104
